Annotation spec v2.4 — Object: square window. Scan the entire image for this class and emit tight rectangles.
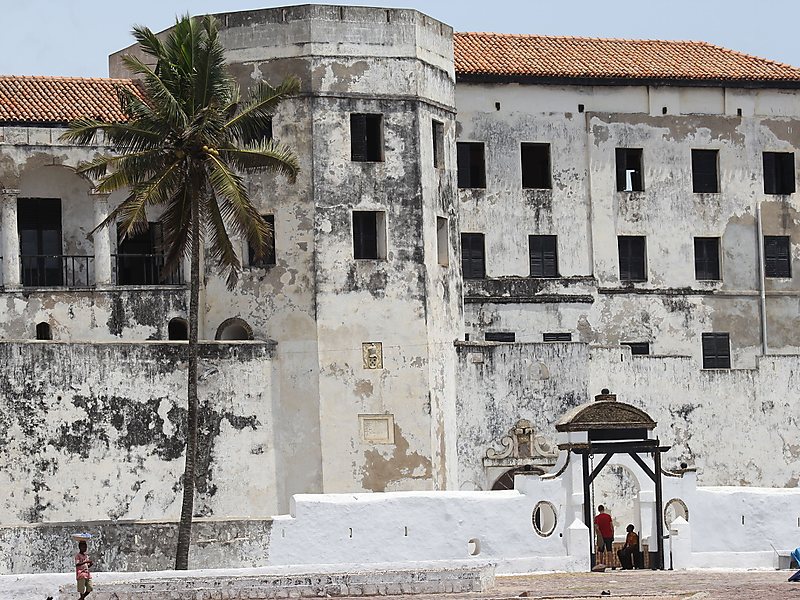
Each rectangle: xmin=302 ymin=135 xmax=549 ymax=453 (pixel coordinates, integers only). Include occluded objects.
xmin=529 ymin=235 xmax=558 ymax=277
xmin=615 ymin=148 xmax=644 ymax=192
xmin=764 ymin=235 xmax=791 ymax=278
xmin=353 ymin=211 xmax=386 ymax=259
xmin=432 ymin=120 xmax=445 ymax=169
xmin=622 ymin=342 xmax=650 ymax=355
xmin=248 ymin=215 xmax=277 ymax=268
xmin=351 ymin=113 xmax=383 ymax=162
xmin=457 ymin=142 xmax=486 ymax=188
xmin=702 ymin=332 xmax=730 ymax=369
xmin=485 ymin=331 xmax=515 ymax=342
xmin=694 ymin=237 xmax=721 ymax=280
xmin=436 ymin=216 xmax=449 ymax=266
xmin=461 ymin=232 xmax=485 ymax=279
xmin=521 ymin=143 xmax=551 ymax=189
xmin=692 ymin=149 xmax=719 ymax=193
xmin=543 ymin=332 xmax=572 ymax=342
xmin=618 ymin=236 xmax=647 ymax=282
xmin=763 ymin=152 xmax=795 ymax=194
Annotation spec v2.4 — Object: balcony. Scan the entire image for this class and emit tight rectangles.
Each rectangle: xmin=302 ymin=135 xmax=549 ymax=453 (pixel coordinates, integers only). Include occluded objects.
xmin=21 ymin=254 xmax=94 ymax=288
xmin=113 ymin=254 xmax=183 ymax=286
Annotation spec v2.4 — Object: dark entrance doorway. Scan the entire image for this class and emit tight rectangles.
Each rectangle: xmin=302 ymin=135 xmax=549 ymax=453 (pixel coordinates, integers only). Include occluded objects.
xmin=18 ymin=198 xmax=63 ymax=286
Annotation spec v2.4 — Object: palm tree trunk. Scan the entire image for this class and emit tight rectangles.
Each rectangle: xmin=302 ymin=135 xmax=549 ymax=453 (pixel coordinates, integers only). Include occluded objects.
xmin=175 ymin=192 xmax=201 ymax=570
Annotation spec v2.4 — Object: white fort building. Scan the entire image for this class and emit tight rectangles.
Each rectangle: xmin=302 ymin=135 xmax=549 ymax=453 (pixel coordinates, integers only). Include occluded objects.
xmin=1 ymin=4 xmax=800 ymax=575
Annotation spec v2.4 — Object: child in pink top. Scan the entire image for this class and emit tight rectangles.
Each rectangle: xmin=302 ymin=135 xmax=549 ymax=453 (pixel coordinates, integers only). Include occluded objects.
xmin=74 ymin=540 xmax=93 ymax=599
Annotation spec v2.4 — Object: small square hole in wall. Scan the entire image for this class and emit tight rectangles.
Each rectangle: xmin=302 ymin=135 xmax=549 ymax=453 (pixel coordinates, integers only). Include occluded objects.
xmin=362 ymin=341 xmax=383 ymax=369
xmin=359 ymin=414 xmax=395 ymax=444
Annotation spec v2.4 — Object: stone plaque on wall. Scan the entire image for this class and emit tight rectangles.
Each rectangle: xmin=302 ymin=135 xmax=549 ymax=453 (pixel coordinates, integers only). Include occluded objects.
xmin=362 ymin=341 xmax=383 ymax=369
xmin=359 ymin=414 xmax=395 ymax=444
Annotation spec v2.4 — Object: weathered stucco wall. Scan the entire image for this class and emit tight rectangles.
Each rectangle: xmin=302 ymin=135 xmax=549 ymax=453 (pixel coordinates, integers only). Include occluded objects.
xmin=0 ymin=341 xmax=277 ymax=524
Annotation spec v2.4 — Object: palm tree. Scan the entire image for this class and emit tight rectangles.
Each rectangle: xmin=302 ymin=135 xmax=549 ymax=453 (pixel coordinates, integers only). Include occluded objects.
xmin=61 ymin=15 xmax=299 ymax=569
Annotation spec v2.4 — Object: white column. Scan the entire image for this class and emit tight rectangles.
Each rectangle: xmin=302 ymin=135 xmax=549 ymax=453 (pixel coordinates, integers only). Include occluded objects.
xmin=669 ymin=517 xmax=692 ymax=570
xmin=90 ymin=190 xmax=113 ymax=286
xmin=1 ymin=189 xmax=21 ymax=289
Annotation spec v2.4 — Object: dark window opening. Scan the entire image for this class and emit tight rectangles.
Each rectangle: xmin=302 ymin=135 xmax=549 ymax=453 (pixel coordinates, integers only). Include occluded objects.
xmin=529 ymin=235 xmax=558 ymax=277
xmin=763 ymin=152 xmax=795 ymax=194
xmin=248 ymin=215 xmax=276 ymax=268
xmin=116 ymin=222 xmax=178 ymax=285
xmin=353 ymin=211 xmax=385 ymax=259
xmin=168 ymin=318 xmax=188 ymax=341
xmin=432 ymin=120 xmax=444 ymax=169
xmin=543 ymin=332 xmax=572 ymax=342
xmin=18 ymin=197 xmax=63 ymax=287
xmin=461 ymin=233 xmax=485 ymax=279
xmin=622 ymin=342 xmax=650 ymax=355
xmin=618 ymin=236 xmax=647 ymax=282
xmin=692 ymin=149 xmax=719 ymax=193
xmin=35 ymin=322 xmax=52 ymax=340
xmin=521 ymin=143 xmax=551 ymax=189
xmin=351 ymin=113 xmax=383 ymax=162
xmin=485 ymin=331 xmax=515 ymax=342
xmin=764 ymin=235 xmax=791 ymax=278
xmin=457 ymin=142 xmax=486 ymax=188
xmin=702 ymin=332 xmax=731 ymax=369
xmin=616 ymin=148 xmax=644 ymax=192
xmin=694 ymin=237 xmax=721 ymax=281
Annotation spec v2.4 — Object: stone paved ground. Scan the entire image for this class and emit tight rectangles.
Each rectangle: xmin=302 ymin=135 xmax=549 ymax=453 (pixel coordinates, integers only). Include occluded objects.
xmin=340 ymin=570 xmax=800 ymax=600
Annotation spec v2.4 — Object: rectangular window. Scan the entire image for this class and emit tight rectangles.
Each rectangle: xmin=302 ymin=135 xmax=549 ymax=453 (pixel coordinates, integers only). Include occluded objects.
xmin=543 ymin=332 xmax=572 ymax=342
xmin=763 ymin=152 xmax=795 ymax=194
xmin=432 ymin=120 xmax=444 ymax=169
xmin=351 ymin=113 xmax=383 ymax=162
xmin=615 ymin=148 xmax=644 ymax=191
xmin=764 ymin=235 xmax=791 ymax=278
xmin=18 ymin=197 xmax=63 ymax=287
xmin=622 ymin=342 xmax=650 ymax=355
xmin=353 ymin=210 xmax=386 ymax=259
xmin=436 ymin=216 xmax=449 ymax=266
xmin=694 ymin=237 xmax=721 ymax=281
xmin=248 ymin=215 xmax=276 ymax=268
xmin=521 ymin=143 xmax=551 ymax=189
xmin=115 ymin=221 xmax=178 ymax=285
xmin=485 ymin=331 xmax=515 ymax=342
xmin=529 ymin=235 xmax=558 ymax=277
xmin=702 ymin=332 xmax=731 ymax=369
xmin=457 ymin=142 xmax=486 ymax=188
xmin=461 ymin=232 xmax=485 ymax=279
xmin=692 ymin=149 xmax=719 ymax=193
xmin=618 ymin=235 xmax=647 ymax=282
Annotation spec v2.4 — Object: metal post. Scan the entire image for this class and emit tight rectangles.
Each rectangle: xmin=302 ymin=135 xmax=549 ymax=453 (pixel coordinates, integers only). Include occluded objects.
xmin=582 ymin=452 xmax=593 ymax=568
xmin=654 ymin=449 xmax=665 ymax=570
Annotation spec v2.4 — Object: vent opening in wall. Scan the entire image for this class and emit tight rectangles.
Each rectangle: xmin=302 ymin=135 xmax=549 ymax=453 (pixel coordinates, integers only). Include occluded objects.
xmin=215 ymin=317 xmax=254 ymax=341
xmin=467 ymin=538 xmax=481 ymax=556
xmin=168 ymin=318 xmax=189 ymax=341
xmin=578 ymin=103 xmax=585 ymax=113
xmin=35 ymin=322 xmax=52 ymax=340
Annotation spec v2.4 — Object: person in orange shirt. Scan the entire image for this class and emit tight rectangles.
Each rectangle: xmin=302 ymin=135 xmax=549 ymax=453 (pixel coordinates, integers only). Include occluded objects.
xmin=617 ymin=524 xmax=640 ymax=570
xmin=593 ymin=505 xmax=614 ymax=566
xmin=74 ymin=540 xmax=93 ymax=599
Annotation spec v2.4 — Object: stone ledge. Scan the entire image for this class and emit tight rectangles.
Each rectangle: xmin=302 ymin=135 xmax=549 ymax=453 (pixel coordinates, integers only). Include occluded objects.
xmin=57 ymin=562 xmax=495 ymax=599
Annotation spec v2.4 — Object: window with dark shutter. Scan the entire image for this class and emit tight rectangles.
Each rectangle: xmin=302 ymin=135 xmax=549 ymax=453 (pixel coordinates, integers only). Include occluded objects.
xmin=702 ymin=332 xmax=731 ymax=369
xmin=521 ymin=143 xmax=551 ymax=189
xmin=461 ymin=232 xmax=485 ymax=279
xmin=764 ymin=235 xmax=791 ymax=278
xmin=248 ymin=215 xmax=276 ymax=268
xmin=618 ymin=236 xmax=647 ymax=281
xmin=543 ymin=332 xmax=572 ymax=342
xmin=457 ymin=142 xmax=486 ymax=188
xmin=485 ymin=331 xmax=515 ymax=342
xmin=622 ymin=342 xmax=650 ymax=355
xmin=694 ymin=237 xmax=721 ymax=280
xmin=529 ymin=235 xmax=558 ymax=277
xmin=615 ymin=148 xmax=644 ymax=191
xmin=692 ymin=149 xmax=719 ymax=193
xmin=432 ymin=120 xmax=444 ymax=169
xmin=353 ymin=211 xmax=380 ymax=259
xmin=351 ymin=114 xmax=383 ymax=162
xmin=763 ymin=152 xmax=795 ymax=194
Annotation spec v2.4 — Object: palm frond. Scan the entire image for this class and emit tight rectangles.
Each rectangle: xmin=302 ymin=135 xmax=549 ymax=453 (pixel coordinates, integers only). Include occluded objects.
xmin=224 ymin=77 xmax=300 ymax=145
xmin=203 ymin=191 xmax=241 ymax=289
xmin=219 ymin=142 xmax=299 ymax=182
xmin=120 ymin=55 xmax=188 ymax=130
xmin=159 ymin=184 xmax=194 ymax=275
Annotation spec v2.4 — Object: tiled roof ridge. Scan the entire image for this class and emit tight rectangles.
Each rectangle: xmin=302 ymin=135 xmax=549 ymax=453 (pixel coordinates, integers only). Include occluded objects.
xmin=0 ymin=74 xmax=135 ymax=84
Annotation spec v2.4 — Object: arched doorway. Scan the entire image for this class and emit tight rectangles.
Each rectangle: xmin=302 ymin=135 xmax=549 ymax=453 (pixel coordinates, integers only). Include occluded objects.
xmin=555 ymin=389 xmax=669 ymax=570
xmin=491 ymin=465 xmax=545 ymax=491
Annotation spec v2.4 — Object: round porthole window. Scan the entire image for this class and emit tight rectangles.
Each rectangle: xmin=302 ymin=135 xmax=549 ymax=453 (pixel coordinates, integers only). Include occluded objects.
xmin=532 ymin=501 xmax=558 ymax=537
xmin=664 ymin=498 xmax=689 ymax=525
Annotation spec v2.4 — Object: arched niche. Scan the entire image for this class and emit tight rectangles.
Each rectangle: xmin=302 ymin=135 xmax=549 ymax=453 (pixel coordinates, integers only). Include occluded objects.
xmin=215 ymin=317 xmax=254 ymax=341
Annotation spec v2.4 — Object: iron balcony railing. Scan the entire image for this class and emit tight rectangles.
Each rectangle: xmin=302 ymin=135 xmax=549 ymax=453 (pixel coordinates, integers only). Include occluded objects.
xmin=21 ymin=255 xmax=94 ymax=288
xmin=113 ymin=253 xmax=183 ymax=286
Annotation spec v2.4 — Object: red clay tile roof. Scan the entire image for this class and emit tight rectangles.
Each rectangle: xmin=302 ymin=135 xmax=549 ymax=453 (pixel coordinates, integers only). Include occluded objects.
xmin=0 ymin=76 xmax=139 ymax=125
xmin=454 ymin=33 xmax=800 ymax=84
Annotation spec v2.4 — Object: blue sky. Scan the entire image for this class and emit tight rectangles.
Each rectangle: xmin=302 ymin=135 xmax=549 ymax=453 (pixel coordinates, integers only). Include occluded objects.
xmin=3 ymin=1 xmax=799 ymax=77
